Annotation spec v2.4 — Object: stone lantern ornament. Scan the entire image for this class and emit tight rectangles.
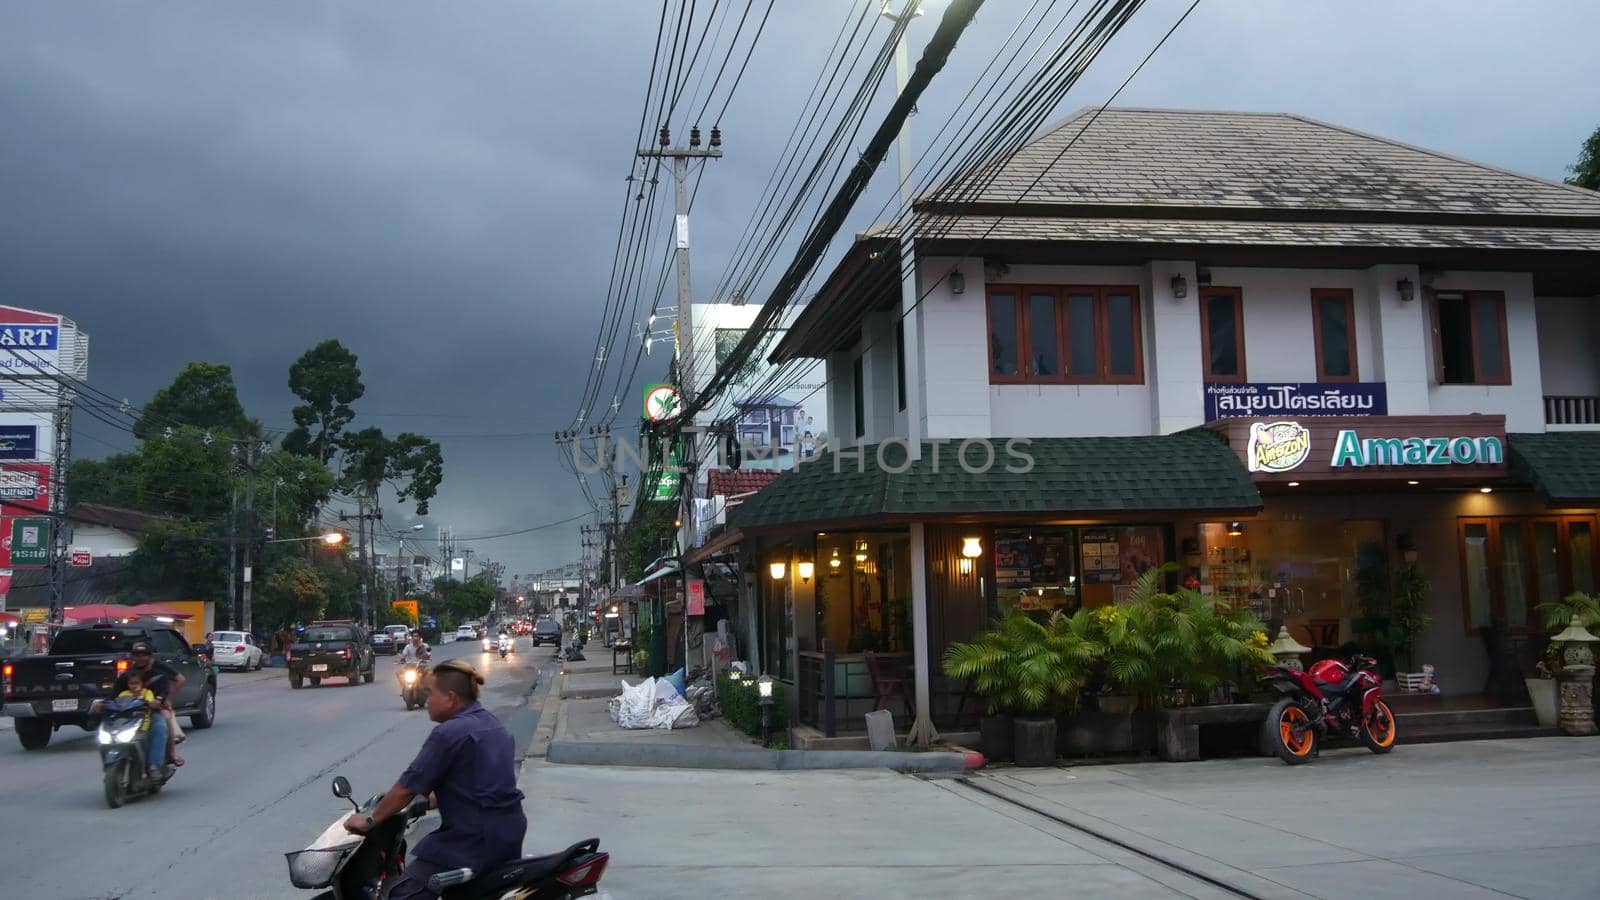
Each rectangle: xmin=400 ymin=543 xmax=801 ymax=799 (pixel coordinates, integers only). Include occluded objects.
xmin=1551 ymin=620 xmax=1598 ymax=736
xmin=1267 ymin=626 xmax=1311 ymax=670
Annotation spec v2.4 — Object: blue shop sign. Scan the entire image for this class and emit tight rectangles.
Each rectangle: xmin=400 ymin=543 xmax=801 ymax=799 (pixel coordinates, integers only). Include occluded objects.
xmin=0 ymin=424 xmax=38 ymax=460
xmin=1205 ymin=382 xmax=1387 ymax=421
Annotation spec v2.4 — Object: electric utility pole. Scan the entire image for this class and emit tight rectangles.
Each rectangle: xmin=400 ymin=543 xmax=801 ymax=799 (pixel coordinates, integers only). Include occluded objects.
xmin=340 ymin=504 xmax=382 ymax=627
xmin=235 ymin=439 xmax=267 ymax=635
xmin=638 ymin=125 xmax=721 ymax=563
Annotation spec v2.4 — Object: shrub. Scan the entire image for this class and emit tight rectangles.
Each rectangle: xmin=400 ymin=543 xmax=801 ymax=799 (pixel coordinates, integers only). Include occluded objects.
xmin=942 ymin=608 xmax=1099 ymax=716
xmin=716 ymin=673 xmax=788 ymax=738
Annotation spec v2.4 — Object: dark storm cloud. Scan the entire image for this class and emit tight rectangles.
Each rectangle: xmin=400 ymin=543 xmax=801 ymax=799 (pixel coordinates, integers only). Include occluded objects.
xmin=0 ymin=1 xmax=1595 ymax=574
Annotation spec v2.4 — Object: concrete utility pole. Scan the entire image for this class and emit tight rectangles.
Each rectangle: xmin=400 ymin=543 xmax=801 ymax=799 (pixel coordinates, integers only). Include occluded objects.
xmin=638 ymin=125 xmax=721 ymax=562
xmin=227 ymin=485 xmax=239 ymax=630
xmin=46 ymin=387 xmax=74 ymax=618
xmin=340 ymin=504 xmax=382 ymax=627
xmin=237 ymin=439 xmax=265 ymax=635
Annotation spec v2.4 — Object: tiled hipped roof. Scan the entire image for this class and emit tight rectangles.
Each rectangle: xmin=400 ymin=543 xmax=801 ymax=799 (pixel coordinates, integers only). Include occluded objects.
xmin=1507 ymin=433 xmax=1600 ymax=504
xmin=937 ymin=108 xmax=1600 ymax=218
xmin=728 ymin=430 xmax=1260 ymax=530
xmin=706 ymin=469 xmax=781 ymax=498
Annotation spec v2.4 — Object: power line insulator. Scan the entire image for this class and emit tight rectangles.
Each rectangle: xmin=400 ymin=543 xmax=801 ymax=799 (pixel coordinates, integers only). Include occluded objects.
xmin=709 ymin=127 xmax=721 ymax=149
xmin=658 ymin=126 xmax=671 ymax=147
xmin=689 ymin=127 xmax=701 ymax=148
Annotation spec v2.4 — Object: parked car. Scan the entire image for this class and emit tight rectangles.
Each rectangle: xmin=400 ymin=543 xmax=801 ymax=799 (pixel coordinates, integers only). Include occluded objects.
xmin=286 ymin=621 xmax=375 ymax=689
xmin=208 ymin=630 xmax=264 ymax=671
xmin=370 ymin=630 xmax=396 ymax=655
xmin=531 ymin=618 xmax=562 ymax=647
xmin=1 ymin=623 xmax=217 ymax=750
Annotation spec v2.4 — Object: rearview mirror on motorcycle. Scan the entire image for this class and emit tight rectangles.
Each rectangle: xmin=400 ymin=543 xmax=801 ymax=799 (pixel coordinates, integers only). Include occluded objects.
xmin=331 ymin=776 xmax=353 ymax=801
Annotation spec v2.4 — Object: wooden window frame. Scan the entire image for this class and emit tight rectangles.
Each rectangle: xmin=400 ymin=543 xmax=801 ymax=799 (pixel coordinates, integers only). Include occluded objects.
xmin=1310 ymin=288 xmax=1359 ymax=383
xmin=1199 ymin=286 xmax=1247 ymax=384
xmin=985 ymin=288 xmax=1029 ymax=384
xmin=1429 ymin=289 xmax=1511 ymax=386
xmin=986 ymin=284 xmax=1143 ymax=386
xmin=1456 ymin=514 xmax=1599 ymax=635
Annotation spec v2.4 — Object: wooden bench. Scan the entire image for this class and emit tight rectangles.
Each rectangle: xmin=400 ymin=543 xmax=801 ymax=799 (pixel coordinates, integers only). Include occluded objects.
xmin=1155 ymin=703 xmax=1273 ymax=762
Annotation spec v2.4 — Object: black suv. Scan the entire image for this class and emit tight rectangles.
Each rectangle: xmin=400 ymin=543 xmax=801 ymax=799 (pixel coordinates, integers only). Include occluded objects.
xmin=286 ymin=621 xmax=377 ymax=688
xmin=530 ymin=617 xmax=562 ymax=647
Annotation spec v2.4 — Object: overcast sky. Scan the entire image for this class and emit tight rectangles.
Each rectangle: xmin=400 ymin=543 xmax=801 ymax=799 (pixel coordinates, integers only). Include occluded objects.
xmin=1 ymin=0 xmax=1595 ymax=578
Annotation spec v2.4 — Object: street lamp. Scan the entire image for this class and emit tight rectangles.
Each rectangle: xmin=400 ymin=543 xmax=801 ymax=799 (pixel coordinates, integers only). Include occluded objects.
xmin=756 ymin=674 xmax=775 ymax=747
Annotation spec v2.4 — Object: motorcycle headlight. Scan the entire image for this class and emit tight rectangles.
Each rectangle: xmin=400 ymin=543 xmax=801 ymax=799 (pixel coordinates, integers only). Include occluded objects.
xmin=101 ymin=722 xmax=140 ymax=744
xmin=98 ymin=727 xmax=115 ymax=745
xmin=402 ymin=670 xmax=418 ymax=684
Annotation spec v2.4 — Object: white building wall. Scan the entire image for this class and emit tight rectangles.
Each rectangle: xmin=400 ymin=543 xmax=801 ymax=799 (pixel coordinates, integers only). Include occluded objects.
xmin=67 ymin=524 xmax=140 ymax=558
xmin=1208 ymin=267 xmax=1377 ymax=383
xmin=1536 ymin=297 xmax=1600 ymax=398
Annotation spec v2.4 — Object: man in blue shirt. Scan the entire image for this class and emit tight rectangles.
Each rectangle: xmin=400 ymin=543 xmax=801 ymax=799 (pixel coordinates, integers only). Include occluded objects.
xmin=344 ymin=658 xmax=527 ymax=898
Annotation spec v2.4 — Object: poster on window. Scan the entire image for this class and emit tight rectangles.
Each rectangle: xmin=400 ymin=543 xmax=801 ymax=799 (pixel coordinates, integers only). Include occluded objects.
xmin=1118 ymin=527 xmax=1165 ymax=586
xmin=1081 ymin=530 xmax=1121 ymax=584
xmin=1030 ymin=532 xmax=1072 ymax=584
xmin=994 ymin=530 xmax=1031 ymax=587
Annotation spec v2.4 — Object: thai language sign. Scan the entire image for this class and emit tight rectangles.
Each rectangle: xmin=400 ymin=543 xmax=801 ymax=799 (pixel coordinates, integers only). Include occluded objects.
xmin=1204 ymin=382 xmax=1387 ymax=421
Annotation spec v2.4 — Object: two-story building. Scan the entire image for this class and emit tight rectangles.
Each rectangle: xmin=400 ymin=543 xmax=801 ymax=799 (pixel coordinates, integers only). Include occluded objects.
xmin=719 ymin=108 xmax=1600 ymax=743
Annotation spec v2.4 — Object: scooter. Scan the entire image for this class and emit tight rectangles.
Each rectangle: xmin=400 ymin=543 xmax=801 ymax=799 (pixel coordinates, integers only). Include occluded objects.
xmin=498 ymin=635 xmax=513 ymax=660
xmin=97 ymin=697 xmax=176 ymax=808
xmin=287 ymin=776 xmax=430 ymax=899
xmin=398 ymin=662 xmax=430 ymax=711
xmin=287 ymin=776 xmax=613 ymax=899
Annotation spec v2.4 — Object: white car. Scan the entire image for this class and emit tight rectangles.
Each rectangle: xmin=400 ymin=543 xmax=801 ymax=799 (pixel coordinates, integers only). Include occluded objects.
xmin=454 ymin=625 xmax=477 ymax=642
xmin=209 ymin=631 xmax=263 ymax=671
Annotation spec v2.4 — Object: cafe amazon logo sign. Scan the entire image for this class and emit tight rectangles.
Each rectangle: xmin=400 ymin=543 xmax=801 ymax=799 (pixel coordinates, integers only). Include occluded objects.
xmin=1247 ymin=421 xmax=1312 ymax=474
xmin=1331 ymin=430 xmax=1504 ymax=468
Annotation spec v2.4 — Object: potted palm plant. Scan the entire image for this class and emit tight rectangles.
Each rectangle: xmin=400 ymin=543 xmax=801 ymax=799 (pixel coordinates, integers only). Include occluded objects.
xmin=944 ymin=609 xmax=1096 ymax=766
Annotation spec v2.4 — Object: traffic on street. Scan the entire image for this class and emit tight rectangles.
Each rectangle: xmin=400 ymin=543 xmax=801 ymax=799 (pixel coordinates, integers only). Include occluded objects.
xmin=0 ymin=631 xmax=558 ymax=899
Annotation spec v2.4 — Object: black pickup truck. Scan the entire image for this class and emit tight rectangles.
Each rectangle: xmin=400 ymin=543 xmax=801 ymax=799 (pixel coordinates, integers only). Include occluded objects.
xmin=287 ymin=621 xmax=376 ymax=689
xmin=0 ymin=623 xmax=217 ymax=750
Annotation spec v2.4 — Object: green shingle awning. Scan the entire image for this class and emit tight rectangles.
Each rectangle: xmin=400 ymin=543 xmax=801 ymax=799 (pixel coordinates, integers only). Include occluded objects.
xmin=728 ymin=430 xmax=1261 ymax=530
xmin=1508 ymin=432 xmax=1600 ymax=504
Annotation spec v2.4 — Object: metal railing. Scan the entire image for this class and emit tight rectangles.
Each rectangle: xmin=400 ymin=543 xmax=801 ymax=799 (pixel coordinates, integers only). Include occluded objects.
xmin=1545 ymin=395 xmax=1600 ymax=427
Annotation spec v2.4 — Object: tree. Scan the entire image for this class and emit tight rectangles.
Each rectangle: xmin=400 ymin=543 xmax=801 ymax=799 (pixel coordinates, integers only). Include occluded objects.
xmin=436 ymin=577 xmax=496 ymax=626
xmin=133 ymin=362 xmax=253 ymax=440
xmin=283 ymin=340 xmax=365 ymax=464
xmin=338 ymin=428 xmax=444 ymax=515
xmin=259 ymin=558 xmax=331 ymax=627
xmin=1570 ymin=125 xmax=1600 ymax=191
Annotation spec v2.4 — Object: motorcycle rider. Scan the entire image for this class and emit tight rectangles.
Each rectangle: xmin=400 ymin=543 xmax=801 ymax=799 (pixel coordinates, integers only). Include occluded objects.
xmin=112 ymin=641 xmax=184 ymax=769
xmin=399 ymin=630 xmax=431 ymax=664
xmin=344 ymin=658 xmax=527 ymax=898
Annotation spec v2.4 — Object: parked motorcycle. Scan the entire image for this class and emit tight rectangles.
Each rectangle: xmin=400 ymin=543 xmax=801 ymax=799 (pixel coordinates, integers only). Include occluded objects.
xmin=97 ymin=697 xmax=176 ymax=808
xmin=1261 ymin=651 xmax=1397 ymax=764
xmin=287 ymin=775 xmax=613 ymax=899
xmin=398 ymin=662 xmax=430 ymax=711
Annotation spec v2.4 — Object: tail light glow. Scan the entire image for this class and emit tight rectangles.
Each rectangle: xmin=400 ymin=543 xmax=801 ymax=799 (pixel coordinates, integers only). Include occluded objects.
xmin=2 ymin=662 xmax=12 ymax=698
xmin=345 ymin=643 xmax=354 ymax=659
xmin=115 ymin=659 xmax=130 ymax=674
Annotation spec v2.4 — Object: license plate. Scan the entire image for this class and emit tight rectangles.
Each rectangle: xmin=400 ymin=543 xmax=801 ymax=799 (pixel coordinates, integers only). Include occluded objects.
xmin=311 ymin=664 xmax=329 ymax=672
xmin=52 ymin=699 xmax=78 ymax=712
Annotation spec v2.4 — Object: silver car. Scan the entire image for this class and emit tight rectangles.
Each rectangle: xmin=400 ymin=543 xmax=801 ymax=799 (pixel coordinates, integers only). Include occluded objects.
xmin=208 ymin=631 xmax=263 ymax=671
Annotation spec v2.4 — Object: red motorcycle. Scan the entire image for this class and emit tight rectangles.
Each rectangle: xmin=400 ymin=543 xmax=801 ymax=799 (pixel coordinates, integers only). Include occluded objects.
xmin=1261 ymin=650 xmax=1397 ymax=764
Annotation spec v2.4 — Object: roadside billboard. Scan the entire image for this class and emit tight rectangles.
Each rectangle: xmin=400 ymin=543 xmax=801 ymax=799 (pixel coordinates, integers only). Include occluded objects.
xmin=697 ymin=303 xmax=828 ymax=472
xmin=0 ymin=306 xmax=63 ymax=376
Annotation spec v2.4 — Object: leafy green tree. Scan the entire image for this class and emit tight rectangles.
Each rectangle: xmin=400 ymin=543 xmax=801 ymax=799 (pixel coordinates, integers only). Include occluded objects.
xmin=132 ymin=362 xmax=253 ymax=440
xmin=258 ymin=558 xmax=331 ymax=626
xmin=339 ymin=427 xmax=444 ymax=515
xmin=283 ymin=340 xmax=365 ymax=464
xmin=436 ymin=577 xmax=496 ymax=625
xmin=1570 ymin=125 xmax=1600 ymax=191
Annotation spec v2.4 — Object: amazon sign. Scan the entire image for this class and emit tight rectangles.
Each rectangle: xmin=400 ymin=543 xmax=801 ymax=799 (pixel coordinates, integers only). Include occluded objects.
xmin=1213 ymin=415 xmax=1507 ymax=484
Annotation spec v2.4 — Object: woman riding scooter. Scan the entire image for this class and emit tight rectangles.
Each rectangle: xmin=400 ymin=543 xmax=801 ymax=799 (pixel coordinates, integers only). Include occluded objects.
xmin=397 ymin=631 xmax=431 ymax=711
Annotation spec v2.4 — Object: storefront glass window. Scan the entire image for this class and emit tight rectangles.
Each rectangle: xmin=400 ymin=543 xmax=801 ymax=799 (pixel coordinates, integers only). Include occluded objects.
xmin=1462 ymin=524 xmax=1493 ymax=630
xmin=1499 ymin=522 xmax=1528 ymax=627
xmin=993 ymin=526 xmax=1165 ymax=614
xmin=1533 ymin=521 xmax=1562 ymax=608
xmin=814 ymin=532 xmax=911 ymax=654
xmin=1199 ymin=519 xmax=1384 ymax=651
xmin=1571 ymin=522 xmax=1595 ymax=594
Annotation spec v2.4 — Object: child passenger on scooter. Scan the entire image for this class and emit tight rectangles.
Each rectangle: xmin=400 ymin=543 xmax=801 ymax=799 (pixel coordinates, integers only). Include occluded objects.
xmin=116 ymin=671 xmax=159 ymax=779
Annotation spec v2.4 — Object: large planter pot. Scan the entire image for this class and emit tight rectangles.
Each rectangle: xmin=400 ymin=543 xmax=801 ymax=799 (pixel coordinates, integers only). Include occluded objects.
xmin=1013 ymin=717 xmax=1058 ymax=767
xmin=1525 ymin=677 xmax=1559 ymax=728
xmin=979 ymin=714 xmax=1014 ymax=762
xmin=1098 ymin=694 xmax=1138 ymax=715
xmin=1058 ymin=711 xmax=1158 ymax=756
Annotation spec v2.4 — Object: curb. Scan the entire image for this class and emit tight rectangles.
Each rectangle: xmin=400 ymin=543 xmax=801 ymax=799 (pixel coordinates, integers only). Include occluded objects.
xmin=525 ymin=672 xmax=566 ymax=759
xmin=546 ymin=740 xmax=972 ymax=772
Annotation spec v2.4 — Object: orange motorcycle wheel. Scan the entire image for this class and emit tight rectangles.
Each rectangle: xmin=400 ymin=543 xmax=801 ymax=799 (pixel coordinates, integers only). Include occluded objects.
xmin=1269 ymin=698 xmax=1317 ymax=765
xmin=1362 ymin=699 xmax=1397 ymax=754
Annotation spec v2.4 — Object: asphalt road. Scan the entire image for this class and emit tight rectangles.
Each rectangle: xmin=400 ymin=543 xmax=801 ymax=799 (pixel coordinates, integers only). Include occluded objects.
xmin=0 ymin=635 xmax=556 ymax=900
